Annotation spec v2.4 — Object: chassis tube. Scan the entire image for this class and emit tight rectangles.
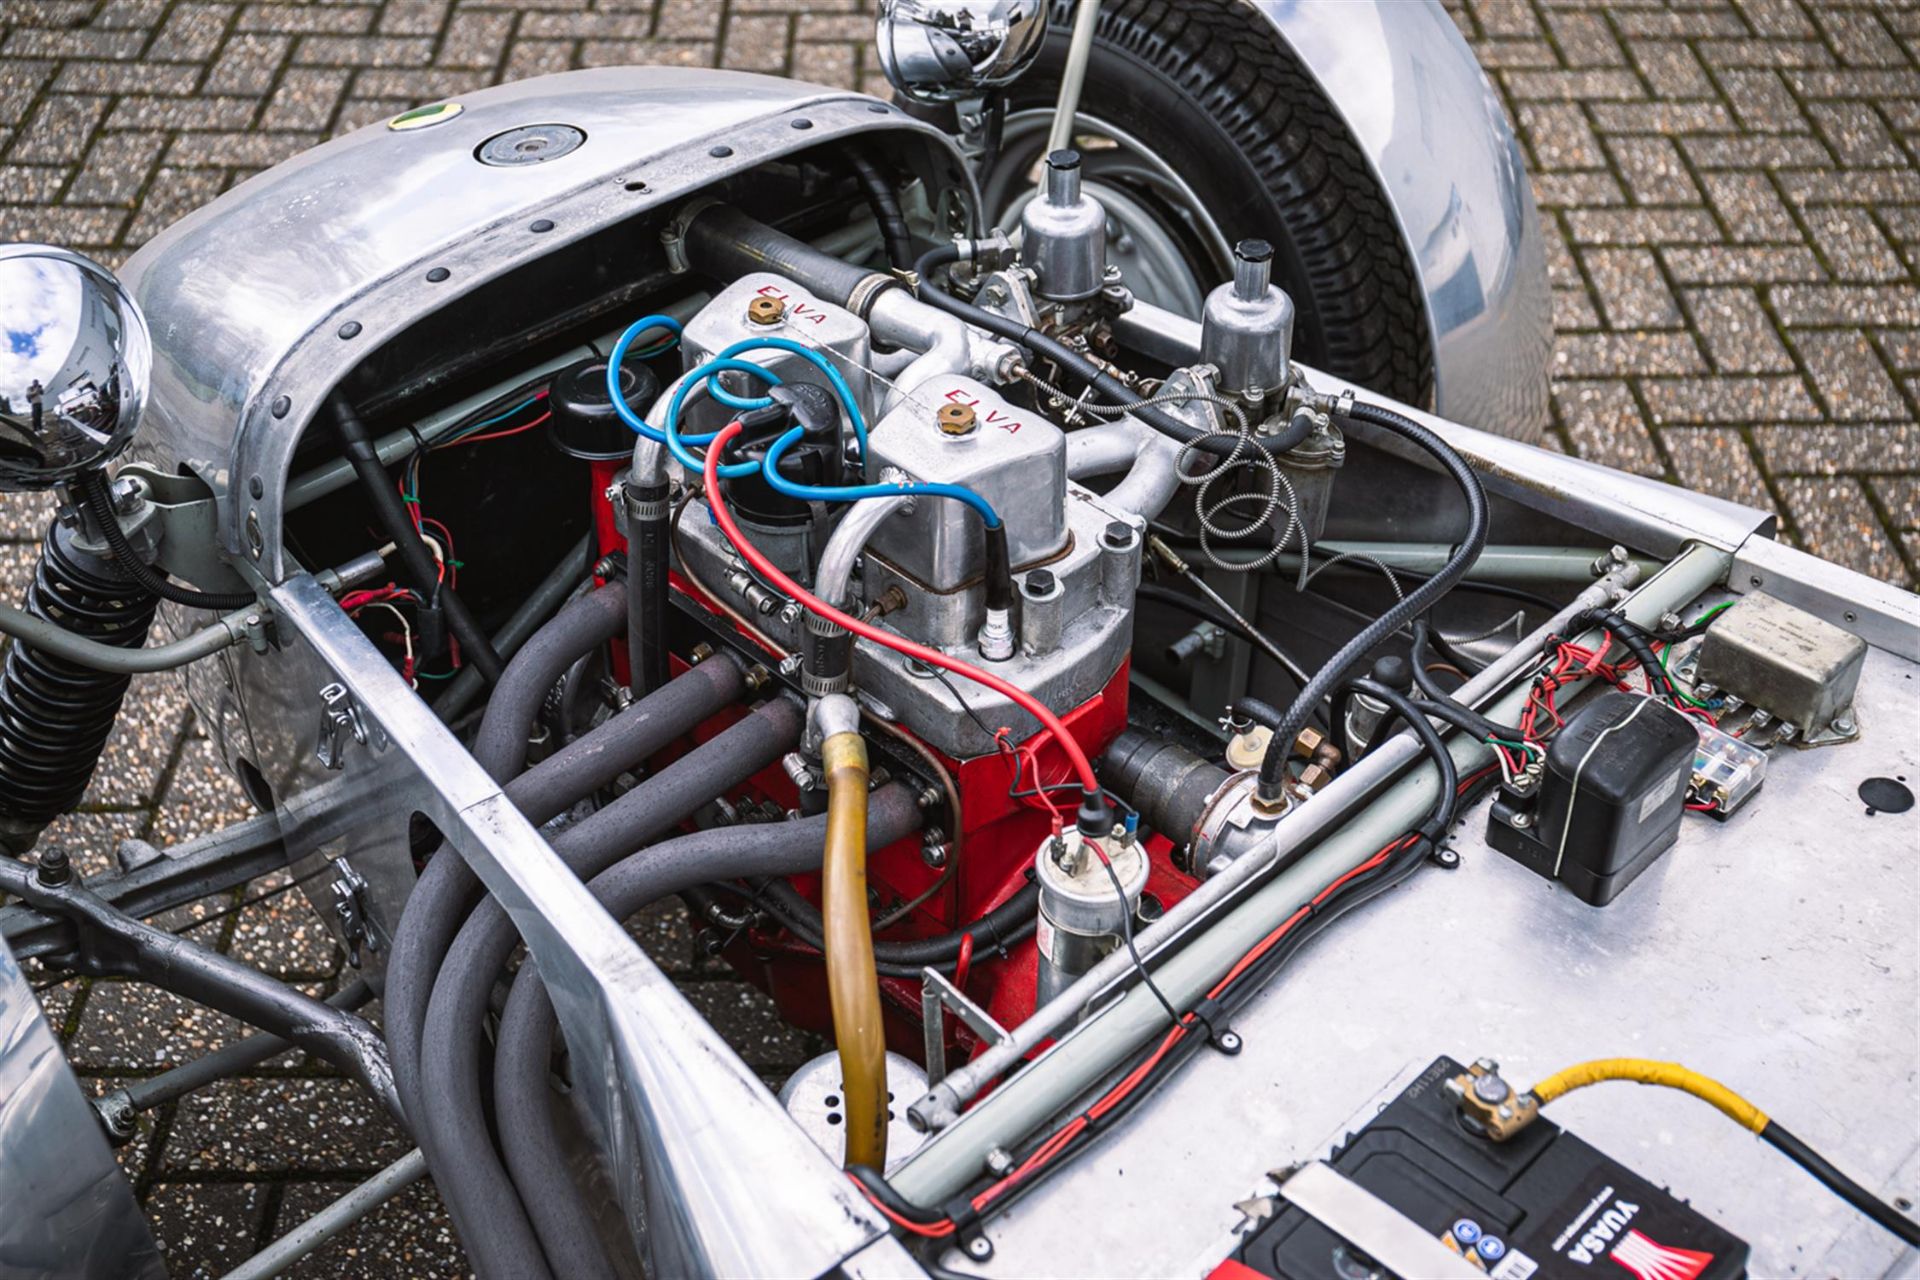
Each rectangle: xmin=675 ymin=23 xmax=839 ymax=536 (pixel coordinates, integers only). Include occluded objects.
xmin=904 ymin=544 xmax=1729 ymax=1139
xmin=896 ymin=545 xmax=1729 ymax=1195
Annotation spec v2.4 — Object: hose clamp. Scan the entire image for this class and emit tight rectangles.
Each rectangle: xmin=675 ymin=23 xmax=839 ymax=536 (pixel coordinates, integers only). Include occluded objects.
xmin=844 ymin=271 xmax=903 ymax=321
xmin=800 ymin=667 xmax=851 ymax=697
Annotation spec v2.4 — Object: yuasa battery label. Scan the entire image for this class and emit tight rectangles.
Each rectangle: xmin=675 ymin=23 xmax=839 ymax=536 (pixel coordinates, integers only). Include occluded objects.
xmin=1539 ymin=1170 xmax=1723 ymax=1279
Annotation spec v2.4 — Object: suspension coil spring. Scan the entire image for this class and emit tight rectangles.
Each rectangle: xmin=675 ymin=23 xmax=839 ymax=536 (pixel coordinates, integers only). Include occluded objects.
xmin=0 ymin=519 xmax=158 ymax=845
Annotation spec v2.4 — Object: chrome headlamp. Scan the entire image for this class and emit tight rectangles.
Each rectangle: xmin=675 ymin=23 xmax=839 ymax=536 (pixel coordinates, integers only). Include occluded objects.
xmin=875 ymin=0 xmax=1048 ymax=105
xmin=0 ymin=244 xmax=150 ymax=491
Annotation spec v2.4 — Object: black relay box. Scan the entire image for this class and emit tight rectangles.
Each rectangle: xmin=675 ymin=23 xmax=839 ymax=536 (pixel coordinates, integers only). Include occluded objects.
xmin=1487 ymin=690 xmax=1698 ymax=905
xmin=1228 ymin=1056 xmax=1748 ymax=1280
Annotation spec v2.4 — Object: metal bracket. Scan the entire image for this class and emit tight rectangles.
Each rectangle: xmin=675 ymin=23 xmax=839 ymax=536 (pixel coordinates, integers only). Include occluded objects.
xmin=329 ymin=859 xmax=384 ymax=968
xmin=316 ymin=681 xmax=379 ymax=769
xmin=920 ymin=966 xmax=1013 ymax=1087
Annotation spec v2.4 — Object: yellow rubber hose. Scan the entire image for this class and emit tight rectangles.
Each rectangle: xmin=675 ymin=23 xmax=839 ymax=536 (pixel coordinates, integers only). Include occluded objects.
xmin=1531 ymin=1058 xmax=1770 ymax=1133
xmin=821 ymin=729 xmax=887 ymax=1169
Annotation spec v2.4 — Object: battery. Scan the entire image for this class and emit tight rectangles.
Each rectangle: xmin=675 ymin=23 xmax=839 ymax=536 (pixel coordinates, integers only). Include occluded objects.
xmin=1228 ymin=1056 xmax=1749 ymax=1280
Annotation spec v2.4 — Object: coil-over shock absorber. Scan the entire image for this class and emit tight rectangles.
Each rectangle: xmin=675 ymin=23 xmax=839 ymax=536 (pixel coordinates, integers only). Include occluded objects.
xmin=0 ymin=517 xmax=159 ymax=853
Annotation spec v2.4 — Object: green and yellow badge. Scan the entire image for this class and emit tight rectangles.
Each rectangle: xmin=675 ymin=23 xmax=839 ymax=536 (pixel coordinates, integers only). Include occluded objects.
xmin=388 ymin=102 xmax=464 ymax=132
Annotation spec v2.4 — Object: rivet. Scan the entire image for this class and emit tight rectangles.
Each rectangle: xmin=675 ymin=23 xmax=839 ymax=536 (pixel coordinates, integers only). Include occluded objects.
xmin=709 ymin=144 xmax=733 ymax=158
xmin=624 ymin=178 xmax=648 ymax=191
xmin=529 ymin=218 xmax=555 ymax=233
xmin=248 ymin=474 xmax=264 ymax=500
xmin=270 ymin=395 xmax=291 ymax=419
xmin=791 ymin=117 xmax=813 ymax=130
xmin=868 ymin=103 xmax=889 ymax=114
xmin=337 ymin=320 xmax=362 ymax=340
xmin=426 ymin=266 xmax=450 ymax=283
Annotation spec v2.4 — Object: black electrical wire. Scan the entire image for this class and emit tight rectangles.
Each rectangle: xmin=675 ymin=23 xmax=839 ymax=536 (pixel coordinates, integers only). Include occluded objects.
xmin=845 ymin=144 xmax=915 ymax=273
xmin=1339 ymin=677 xmax=1460 ymax=838
xmin=1253 ymin=401 xmax=1488 ymax=803
xmin=1562 ymin=606 xmax=1679 ymax=698
xmin=913 ymin=244 xmax=1306 ymax=457
xmin=327 ymin=395 xmax=504 ymax=683
xmin=77 ymin=470 xmax=257 ymax=611
xmin=751 ymin=878 xmax=1039 ymax=978
xmin=1760 ymin=1121 xmax=1920 ymax=1247
xmin=870 ymin=774 xmax=1500 ymax=1254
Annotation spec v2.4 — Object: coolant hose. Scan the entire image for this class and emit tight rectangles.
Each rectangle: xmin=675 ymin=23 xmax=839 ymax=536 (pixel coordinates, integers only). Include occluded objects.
xmin=385 ymin=582 xmax=631 ymax=1140
xmin=415 ymin=699 xmax=806 ymax=1278
xmin=327 ymin=395 xmax=504 ymax=682
xmin=817 ymin=699 xmax=886 ymax=1168
xmin=1253 ymin=401 xmax=1488 ymax=803
xmin=492 ymin=784 xmax=926 ymax=1264
xmin=845 ymin=143 xmax=914 ymax=272
xmin=624 ymin=438 xmax=671 ymax=696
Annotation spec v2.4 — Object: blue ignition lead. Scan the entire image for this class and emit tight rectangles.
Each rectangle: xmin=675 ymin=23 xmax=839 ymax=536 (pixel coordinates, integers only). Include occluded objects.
xmin=760 ymin=426 xmax=1001 ymax=528
xmin=713 ymin=337 xmax=870 ymax=465
xmin=609 ymin=321 xmax=875 ymax=482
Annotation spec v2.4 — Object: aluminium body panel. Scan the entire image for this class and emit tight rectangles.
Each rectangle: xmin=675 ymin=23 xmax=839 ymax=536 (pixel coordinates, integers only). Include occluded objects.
xmin=969 ymin=643 xmax=1920 ymax=1278
xmin=264 ymin=575 xmax=901 ymax=1279
xmin=119 ymin=66 xmax=973 ymax=582
xmin=0 ymin=937 xmax=164 ymax=1280
xmin=1253 ymin=0 xmax=1553 ymax=440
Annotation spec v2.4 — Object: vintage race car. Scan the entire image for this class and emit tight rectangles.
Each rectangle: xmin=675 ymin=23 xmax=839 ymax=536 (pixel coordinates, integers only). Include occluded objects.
xmin=0 ymin=1 xmax=1914 ymax=1276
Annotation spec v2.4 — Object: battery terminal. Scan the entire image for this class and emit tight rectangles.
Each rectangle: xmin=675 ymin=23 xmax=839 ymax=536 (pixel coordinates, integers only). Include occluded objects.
xmin=1445 ymin=1059 xmax=1540 ymax=1141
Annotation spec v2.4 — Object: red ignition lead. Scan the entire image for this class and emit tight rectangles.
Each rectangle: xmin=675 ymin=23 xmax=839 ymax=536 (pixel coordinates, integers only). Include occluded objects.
xmin=700 ymin=421 xmax=1101 ymax=798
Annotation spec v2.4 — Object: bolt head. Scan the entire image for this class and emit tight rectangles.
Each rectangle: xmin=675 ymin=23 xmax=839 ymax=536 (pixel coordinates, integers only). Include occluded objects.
xmin=937 ymin=402 xmax=977 ymax=435
xmin=35 ymin=847 xmax=71 ymax=887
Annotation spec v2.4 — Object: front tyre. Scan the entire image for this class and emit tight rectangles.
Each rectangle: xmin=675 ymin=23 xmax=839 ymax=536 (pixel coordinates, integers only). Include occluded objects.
xmin=985 ymin=0 xmax=1436 ymax=413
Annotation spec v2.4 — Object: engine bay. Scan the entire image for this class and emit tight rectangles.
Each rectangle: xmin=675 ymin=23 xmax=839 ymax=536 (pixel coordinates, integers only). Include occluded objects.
xmin=0 ymin=65 xmax=1913 ymax=1279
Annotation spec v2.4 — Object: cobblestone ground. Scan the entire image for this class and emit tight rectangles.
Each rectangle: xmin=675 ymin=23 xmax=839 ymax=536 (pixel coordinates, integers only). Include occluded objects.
xmin=2 ymin=0 xmax=1918 ymax=1274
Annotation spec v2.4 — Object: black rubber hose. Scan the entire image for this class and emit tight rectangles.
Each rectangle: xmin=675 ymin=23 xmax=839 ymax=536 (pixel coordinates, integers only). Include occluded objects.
xmin=913 ymin=244 xmax=1307 ymax=457
xmin=384 ymin=582 xmax=631 ymax=1140
xmin=752 ymin=878 xmax=1039 ymax=978
xmin=383 ymin=649 xmax=739 ymax=1141
xmin=328 ymin=395 xmax=504 ymax=682
xmin=416 ymin=699 xmax=806 ymax=1276
xmin=76 ymin=469 xmax=256 ymax=611
xmin=492 ymin=783 xmax=926 ymax=1259
xmin=846 ymin=144 xmax=914 ymax=272
xmin=1254 ymin=401 xmax=1488 ymax=802
xmin=1340 ymin=677 xmax=1459 ymax=839
xmin=1760 ymin=1121 xmax=1920 ymax=1247
xmin=626 ymin=475 xmax=671 ymax=697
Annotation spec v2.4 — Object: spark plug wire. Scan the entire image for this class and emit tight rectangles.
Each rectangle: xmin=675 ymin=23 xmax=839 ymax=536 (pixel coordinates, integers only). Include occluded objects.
xmin=701 ymin=421 xmax=1100 ymax=800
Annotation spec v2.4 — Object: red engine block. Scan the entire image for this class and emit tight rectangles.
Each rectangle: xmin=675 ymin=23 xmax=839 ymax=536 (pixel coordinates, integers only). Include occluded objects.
xmin=599 ymin=488 xmax=1197 ymax=1073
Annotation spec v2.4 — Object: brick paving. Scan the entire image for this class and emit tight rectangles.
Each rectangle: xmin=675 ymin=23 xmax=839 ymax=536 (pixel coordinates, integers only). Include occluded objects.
xmin=1 ymin=0 xmax=1917 ymax=1274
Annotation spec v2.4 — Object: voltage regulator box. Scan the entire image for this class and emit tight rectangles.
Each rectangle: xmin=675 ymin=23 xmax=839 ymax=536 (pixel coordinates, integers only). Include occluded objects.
xmin=1227 ymin=1056 xmax=1749 ymax=1280
xmin=1487 ymin=691 xmax=1697 ymax=905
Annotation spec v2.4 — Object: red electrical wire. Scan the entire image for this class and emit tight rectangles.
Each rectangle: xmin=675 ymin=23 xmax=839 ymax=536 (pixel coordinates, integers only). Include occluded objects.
xmin=702 ymin=421 xmax=1101 ymax=797
xmin=452 ymin=407 xmax=552 ymax=446
xmin=853 ymin=768 xmax=1505 ymax=1238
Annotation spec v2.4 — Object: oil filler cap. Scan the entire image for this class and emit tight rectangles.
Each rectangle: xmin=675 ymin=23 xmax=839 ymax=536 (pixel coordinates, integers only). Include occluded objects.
xmin=476 ymin=124 xmax=586 ymax=166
